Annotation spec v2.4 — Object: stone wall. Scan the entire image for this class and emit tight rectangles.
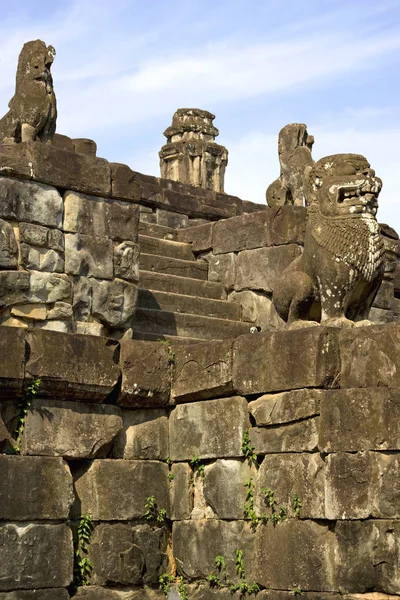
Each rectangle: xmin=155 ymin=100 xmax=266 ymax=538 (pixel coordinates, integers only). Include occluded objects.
xmin=0 ymin=141 xmax=263 ymax=337
xmin=1 ymin=324 xmax=400 ymax=598
xmin=179 ymin=209 xmax=399 ymax=330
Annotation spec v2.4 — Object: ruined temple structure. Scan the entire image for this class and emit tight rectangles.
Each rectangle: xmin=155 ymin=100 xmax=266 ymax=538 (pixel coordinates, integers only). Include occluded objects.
xmin=2 ymin=41 xmax=400 ymax=600
xmin=159 ymin=108 xmax=228 ymax=192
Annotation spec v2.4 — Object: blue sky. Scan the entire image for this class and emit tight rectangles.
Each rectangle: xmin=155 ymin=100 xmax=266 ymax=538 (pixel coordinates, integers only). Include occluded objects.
xmin=1 ymin=0 xmax=400 ymax=229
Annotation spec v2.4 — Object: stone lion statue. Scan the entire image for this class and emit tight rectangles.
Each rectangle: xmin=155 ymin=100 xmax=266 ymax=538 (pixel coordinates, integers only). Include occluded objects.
xmin=0 ymin=40 xmax=57 ymax=144
xmin=266 ymin=123 xmax=314 ymax=207
xmin=272 ymin=154 xmax=385 ymax=328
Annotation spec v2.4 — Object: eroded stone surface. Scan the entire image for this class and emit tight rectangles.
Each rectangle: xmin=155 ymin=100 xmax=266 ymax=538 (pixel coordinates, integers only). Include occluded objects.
xmin=0 ymin=220 xmax=18 ymax=268
xmin=119 ymin=340 xmax=171 ymax=407
xmin=0 ymin=456 xmax=73 ymax=520
xmin=172 ymin=341 xmax=233 ymax=403
xmin=91 ymin=278 xmax=137 ymax=328
xmin=73 ymin=460 xmax=170 ymax=520
xmin=0 ymin=524 xmax=73 ymax=590
xmin=113 ymin=408 xmax=168 ymax=460
xmin=15 ymin=399 xmax=122 ymax=458
xmin=170 ymin=463 xmax=193 ymax=521
xmin=65 ymin=233 xmax=113 ymax=279
xmin=203 ymin=459 xmax=256 ymax=519
xmin=88 ymin=523 xmax=169 ymax=586
xmin=249 ymin=389 xmax=322 ymax=426
xmin=114 ymin=241 xmax=140 ymax=282
xmin=0 ymin=177 xmax=62 ymax=227
xmin=169 ymin=396 xmax=249 ymax=461
xmin=73 ymin=586 xmax=164 ymax=599
xmin=235 ymin=244 xmax=301 ymax=293
xmin=250 ymin=418 xmax=319 ymax=454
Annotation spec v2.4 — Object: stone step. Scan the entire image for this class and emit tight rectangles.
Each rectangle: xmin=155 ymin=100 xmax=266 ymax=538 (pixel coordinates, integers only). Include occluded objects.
xmin=139 ymin=271 xmax=225 ymax=300
xmin=138 ymin=289 xmax=241 ymax=320
xmin=140 ymin=254 xmax=208 ymax=280
xmin=134 ymin=308 xmax=251 ymax=340
xmin=139 ymin=221 xmax=178 ymax=240
xmin=139 ymin=234 xmax=195 ymax=261
xmin=132 ymin=331 xmax=211 ymax=345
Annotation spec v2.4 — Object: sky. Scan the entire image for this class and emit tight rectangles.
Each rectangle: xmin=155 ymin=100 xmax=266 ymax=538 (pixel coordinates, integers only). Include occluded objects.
xmin=1 ymin=0 xmax=400 ymax=229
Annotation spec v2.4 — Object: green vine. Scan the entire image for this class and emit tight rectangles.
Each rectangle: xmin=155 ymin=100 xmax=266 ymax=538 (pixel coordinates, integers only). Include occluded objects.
xmin=145 ymin=495 xmax=167 ymax=523
xmin=12 ymin=378 xmax=41 ymax=454
xmin=243 ymin=479 xmax=259 ymax=529
xmin=73 ymin=513 xmax=94 ymax=587
xmin=159 ymin=573 xmax=175 ymax=595
xmin=292 ymin=492 xmax=302 ymax=518
xmin=207 ymin=551 xmax=260 ymax=595
xmin=261 ymin=487 xmax=287 ymax=526
xmin=241 ymin=430 xmax=257 ymax=467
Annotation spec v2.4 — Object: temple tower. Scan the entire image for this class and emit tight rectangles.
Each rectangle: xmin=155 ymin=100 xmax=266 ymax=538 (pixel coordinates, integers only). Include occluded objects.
xmin=159 ymin=108 xmax=228 ymax=192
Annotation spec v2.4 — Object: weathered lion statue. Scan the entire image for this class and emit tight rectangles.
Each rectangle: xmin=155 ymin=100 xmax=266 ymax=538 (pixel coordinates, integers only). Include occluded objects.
xmin=266 ymin=123 xmax=314 ymax=207
xmin=273 ymin=154 xmax=385 ymax=328
xmin=0 ymin=40 xmax=57 ymax=144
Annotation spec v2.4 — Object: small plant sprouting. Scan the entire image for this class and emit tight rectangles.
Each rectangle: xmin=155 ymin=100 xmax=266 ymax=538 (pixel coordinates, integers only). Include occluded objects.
xmin=168 ymin=348 xmax=175 ymax=365
xmin=168 ymin=472 xmax=175 ymax=481
xmin=261 ymin=487 xmax=287 ymax=526
xmin=207 ymin=552 xmax=259 ymax=595
xmin=293 ymin=492 xmax=302 ymax=518
xmin=177 ymin=576 xmax=188 ymax=600
xmin=207 ymin=554 xmax=227 ymax=588
xmin=189 ymin=455 xmax=205 ymax=479
xmin=73 ymin=513 xmax=94 ymax=586
xmin=243 ymin=479 xmax=259 ymax=529
xmin=165 ymin=456 xmax=172 ymax=466
xmin=13 ymin=378 xmax=41 ymax=454
xmin=145 ymin=495 xmax=167 ymax=523
xmin=241 ymin=430 xmax=257 ymax=467
xmin=292 ymin=587 xmax=304 ymax=596
xmin=235 ymin=548 xmax=245 ymax=580
xmin=159 ymin=573 xmax=175 ymax=595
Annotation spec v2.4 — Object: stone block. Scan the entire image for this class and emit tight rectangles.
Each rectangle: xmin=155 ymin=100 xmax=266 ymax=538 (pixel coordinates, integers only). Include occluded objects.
xmin=114 ymin=241 xmax=140 ymax=282
xmin=0 ymin=325 xmax=25 ymax=395
xmin=339 ymin=323 xmax=400 ymax=388
xmin=169 ymin=396 xmax=250 ymax=461
xmin=172 ymin=520 xmax=255 ymax=582
xmin=110 ymin=162 xmax=141 ymax=202
xmin=233 ymin=328 xmax=340 ymax=395
xmin=28 ymin=143 xmax=111 ymax=197
xmin=0 ymin=176 xmax=63 ymax=227
xmin=374 ymin=281 xmax=395 ymax=310
xmin=369 ymin=307 xmax=393 ymax=325
xmin=73 ymin=138 xmax=97 ymax=156
xmin=212 ymin=211 xmax=271 ymax=254
xmin=206 ymin=252 xmax=236 ymax=290
xmin=91 ymin=278 xmax=138 ymax=328
xmin=0 ymin=523 xmax=73 ymax=590
xmin=157 ymin=208 xmax=189 ymax=229
xmin=47 ymin=301 xmax=73 ymax=320
xmin=0 ymin=142 xmax=34 ymax=179
xmin=54 ymin=133 xmax=75 ymax=152
xmin=64 ymin=233 xmax=113 ymax=279
xmin=119 ymin=340 xmax=171 ymax=407
xmin=0 ymin=219 xmax=18 ymax=268
xmin=0 ymin=456 xmax=73 ymax=520
xmin=250 ymin=418 xmax=319 ymax=454
xmin=203 ymin=459 xmax=256 ymax=519
xmin=15 ymin=398 xmax=122 ymax=458
xmin=172 ymin=341 xmax=234 ymax=403
xmin=255 ymin=453 xmax=325 ymax=519
xmin=249 ymin=389 xmax=322 ymax=426
xmin=185 ymin=587 xmax=243 ymax=599
xmin=63 ymin=191 xmax=140 ymax=242
xmin=20 ymin=243 xmax=64 ymax=272
xmin=170 ymin=463 xmax=193 ymax=520
xmin=326 ymin=452 xmax=400 ymax=520
xmin=29 ymin=271 xmax=72 ymax=303
xmin=25 ymin=329 xmax=120 ymax=400
xmin=251 ymin=520 xmax=337 ymax=591
xmin=227 ymin=290 xmax=273 ymax=330
xmin=73 ymin=460 xmax=170 ymax=520
xmin=88 ymin=523 xmax=169 ymax=586
xmin=0 ymin=591 xmax=69 ymax=600
xmin=267 ymin=205 xmax=307 ymax=246
xmin=235 ymin=244 xmax=302 ymax=293
xmin=335 ymin=520 xmax=400 ymax=594
xmin=319 ymin=388 xmax=400 ymax=452
xmin=178 ymin=222 xmax=214 ymax=252
xmin=113 ymin=408 xmax=168 ymax=460
xmin=73 ymin=587 xmax=164 ymax=599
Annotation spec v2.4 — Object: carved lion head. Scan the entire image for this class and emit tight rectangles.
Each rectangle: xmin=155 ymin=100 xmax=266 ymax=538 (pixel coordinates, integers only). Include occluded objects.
xmin=16 ymin=40 xmax=55 ymax=86
xmin=305 ymin=153 xmax=382 ymax=219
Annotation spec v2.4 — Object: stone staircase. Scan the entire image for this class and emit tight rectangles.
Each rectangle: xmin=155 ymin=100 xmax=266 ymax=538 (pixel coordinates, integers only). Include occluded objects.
xmin=134 ymin=221 xmax=251 ymax=343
